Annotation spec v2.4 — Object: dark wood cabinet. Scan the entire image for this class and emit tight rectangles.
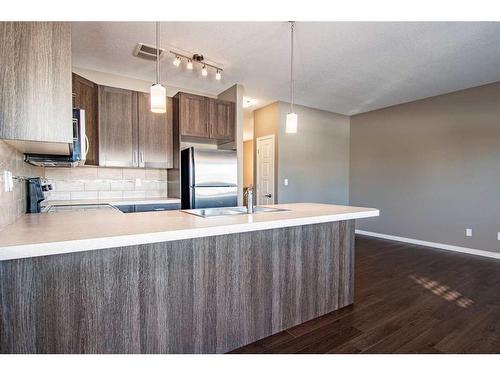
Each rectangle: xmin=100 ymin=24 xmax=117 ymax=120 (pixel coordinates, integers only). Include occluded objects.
xmin=208 ymin=98 xmax=235 ymax=141
xmin=174 ymin=92 xmax=235 ymax=144
xmin=0 ymin=22 xmax=72 ymax=153
xmin=98 ymin=86 xmax=138 ymax=168
xmin=177 ymin=93 xmax=209 ymax=138
xmin=138 ymin=93 xmax=173 ymax=169
xmin=72 ymin=73 xmax=99 ymax=165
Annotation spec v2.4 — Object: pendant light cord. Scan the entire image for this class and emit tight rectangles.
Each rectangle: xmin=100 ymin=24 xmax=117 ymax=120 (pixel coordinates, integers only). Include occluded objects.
xmin=290 ymin=21 xmax=295 ymax=113
xmin=156 ymin=21 xmax=160 ymax=85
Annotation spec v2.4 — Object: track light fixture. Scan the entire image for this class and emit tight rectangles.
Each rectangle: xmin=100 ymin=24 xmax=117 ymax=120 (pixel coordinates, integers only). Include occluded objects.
xmin=169 ymin=51 xmax=223 ymax=79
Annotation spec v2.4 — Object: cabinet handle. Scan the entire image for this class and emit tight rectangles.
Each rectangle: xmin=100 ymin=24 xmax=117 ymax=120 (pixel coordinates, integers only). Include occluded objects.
xmin=133 ymin=151 xmax=138 ymax=166
xmin=140 ymin=151 xmax=144 ymax=165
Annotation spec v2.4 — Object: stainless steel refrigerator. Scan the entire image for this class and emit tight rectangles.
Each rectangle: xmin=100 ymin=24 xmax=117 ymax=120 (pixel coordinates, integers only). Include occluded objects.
xmin=181 ymin=147 xmax=238 ymax=209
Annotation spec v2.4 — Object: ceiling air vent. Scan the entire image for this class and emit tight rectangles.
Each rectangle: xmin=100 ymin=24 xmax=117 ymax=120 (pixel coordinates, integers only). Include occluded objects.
xmin=133 ymin=43 xmax=165 ymax=61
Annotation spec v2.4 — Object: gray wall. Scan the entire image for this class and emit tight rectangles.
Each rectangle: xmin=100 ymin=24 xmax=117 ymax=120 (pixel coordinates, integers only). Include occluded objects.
xmin=277 ymin=102 xmax=350 ymax=205
xmin=350 ymin=82 xmax=500 ymax=252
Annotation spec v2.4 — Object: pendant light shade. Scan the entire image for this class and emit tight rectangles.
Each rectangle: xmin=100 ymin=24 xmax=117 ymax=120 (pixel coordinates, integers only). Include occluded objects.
xmin=286 ymin=112 xmax=298 ymax=134
xmin=150 ymin=83 xmax=167 ymax=113
xmin=286 ymin=21 xmax=297 ymax=134
xmin=151 ymin=21 xmax=166 ymax=114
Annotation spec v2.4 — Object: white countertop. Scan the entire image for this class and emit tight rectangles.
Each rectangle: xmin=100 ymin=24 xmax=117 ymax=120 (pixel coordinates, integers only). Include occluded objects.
xmin=0 ymin=203 xmax=379 ymax=261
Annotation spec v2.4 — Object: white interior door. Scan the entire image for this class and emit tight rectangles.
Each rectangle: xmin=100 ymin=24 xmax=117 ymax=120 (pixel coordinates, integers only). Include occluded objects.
xmin=256 ymin=135 xmax=275 ymax=205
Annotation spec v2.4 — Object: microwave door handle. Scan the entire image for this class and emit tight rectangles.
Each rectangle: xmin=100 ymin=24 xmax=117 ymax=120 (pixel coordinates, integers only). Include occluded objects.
xmin=84 ymin=135 xmax=90 ymax=158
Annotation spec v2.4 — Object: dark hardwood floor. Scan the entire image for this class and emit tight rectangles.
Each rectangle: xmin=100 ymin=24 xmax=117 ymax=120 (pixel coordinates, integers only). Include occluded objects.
xmin=230 ymin=235 xmax=500 ymax=354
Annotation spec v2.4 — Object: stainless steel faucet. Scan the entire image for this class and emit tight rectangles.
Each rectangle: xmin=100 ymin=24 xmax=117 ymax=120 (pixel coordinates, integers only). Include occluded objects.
xmin=245 ymin=186 xmax=255 ymax=213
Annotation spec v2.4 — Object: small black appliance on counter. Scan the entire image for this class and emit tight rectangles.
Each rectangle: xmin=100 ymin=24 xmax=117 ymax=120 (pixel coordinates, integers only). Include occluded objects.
xmin=26 ymin=177 xmax=51 ymax=213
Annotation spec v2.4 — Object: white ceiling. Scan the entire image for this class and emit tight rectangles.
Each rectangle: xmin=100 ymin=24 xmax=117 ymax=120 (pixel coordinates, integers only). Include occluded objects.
xmin=71 ymin=22 xmax=500 ymax=115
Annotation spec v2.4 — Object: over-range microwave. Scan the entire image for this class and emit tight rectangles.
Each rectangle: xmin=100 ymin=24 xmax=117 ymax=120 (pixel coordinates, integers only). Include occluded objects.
xmin=25 ymin=109 xmax=88 ymax=167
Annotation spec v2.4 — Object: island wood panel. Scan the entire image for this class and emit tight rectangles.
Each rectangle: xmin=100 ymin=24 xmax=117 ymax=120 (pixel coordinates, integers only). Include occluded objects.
xmin=0 ymin=221 xmax=354 ymax=354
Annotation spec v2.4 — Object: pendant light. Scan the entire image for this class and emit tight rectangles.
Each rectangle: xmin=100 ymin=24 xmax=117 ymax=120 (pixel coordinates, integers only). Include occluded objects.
xmin=151 ymin=21 xmax=166 ymax=114
xmin=285 ymin=21 xmax=298 ymax=134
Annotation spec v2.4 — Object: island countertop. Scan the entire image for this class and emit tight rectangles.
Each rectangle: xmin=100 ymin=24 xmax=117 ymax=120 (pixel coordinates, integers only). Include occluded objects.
xmin=0 ymin=203 xmax=379 ymax=261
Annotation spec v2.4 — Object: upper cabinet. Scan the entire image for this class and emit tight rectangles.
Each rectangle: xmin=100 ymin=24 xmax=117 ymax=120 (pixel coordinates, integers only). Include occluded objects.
xmin=177 ymin=93 xmax=209 ymax=138
xmin=98 ymin=86 xmax=138 ymax=168
xmin=96 ymin=85 xmax=173 ymax=169
xmin=72 ymin=73 xmax=99 ymax=165
xmin=208 ymin=98 xmax=235 ymax=141
xmin=0 ymin=22 xmax=72 ymax=153
xmin=174 ymin=92 xmax=235 ymax=143
xmin=138 ymin=92 xmax=173 ymax=169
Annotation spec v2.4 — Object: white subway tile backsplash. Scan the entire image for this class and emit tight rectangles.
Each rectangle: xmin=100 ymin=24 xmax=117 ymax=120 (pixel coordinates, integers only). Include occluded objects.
xmin=145 ymin=169 xmax=161 ymax=180
xmin=123 ymin=190 xmax=147 ymax=199
xmin=97 ymin=168 xmax=123 ymax=180
xmin=110 ymin=180 xmax=135 ymax=191
xmin=44 ymin=168 xmax=72 ymax=180
xmin=70 ymin=191 xmax=98 ymax=200
xmin=141 ymin=180 xmax=159 ymax=191
xmin=98 ymin=191 xmax=123 ymax=200
xmin=54 ymin=180 xmax=85 ymax=192
xmin=84 ymin=180 xmax=111 ymax=191
xmin=43 ymin=166 xmax=169 ymax=202
xmin=71 ymin=167 xmax=98 ymax=179
xmin=123 ymin=168 xmax=146 ymax=180
xmin=47 ymin=191 xmax=71 ymax=201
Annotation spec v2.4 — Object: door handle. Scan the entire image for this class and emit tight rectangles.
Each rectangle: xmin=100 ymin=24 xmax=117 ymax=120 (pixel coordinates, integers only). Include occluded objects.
xmin=264 ymin=194 xmax=272 ymax=198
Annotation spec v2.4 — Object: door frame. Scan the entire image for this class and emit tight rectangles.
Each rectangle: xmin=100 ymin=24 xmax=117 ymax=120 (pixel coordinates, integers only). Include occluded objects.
xmin=256 ymin=134 xmax=276 ymax=205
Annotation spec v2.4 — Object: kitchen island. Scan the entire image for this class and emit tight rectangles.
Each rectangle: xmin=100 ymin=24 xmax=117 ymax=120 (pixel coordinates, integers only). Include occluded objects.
xmin=0 ymin=203 xmax=378 ymax=353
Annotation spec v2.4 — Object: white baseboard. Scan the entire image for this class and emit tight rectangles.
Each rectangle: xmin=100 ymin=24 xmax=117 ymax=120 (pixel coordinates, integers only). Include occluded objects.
xmin=355 ymin=230 xmax=500 ymax=261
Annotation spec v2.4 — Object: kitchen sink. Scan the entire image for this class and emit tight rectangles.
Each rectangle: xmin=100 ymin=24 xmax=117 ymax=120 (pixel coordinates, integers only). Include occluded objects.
xmin=182 ymin=206 xmax=290 ymax=218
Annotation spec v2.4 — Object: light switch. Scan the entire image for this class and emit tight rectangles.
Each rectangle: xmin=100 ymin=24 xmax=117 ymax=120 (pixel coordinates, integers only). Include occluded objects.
xmin=465 ymin=228 xmax=472 ymax=237
xmin=284 ymin=179 xmax=289 ymax=186
xmin=3 ymin=171 xmax=13 ymax=192
xmin=497 ymin=232 xmax=500 ymax=241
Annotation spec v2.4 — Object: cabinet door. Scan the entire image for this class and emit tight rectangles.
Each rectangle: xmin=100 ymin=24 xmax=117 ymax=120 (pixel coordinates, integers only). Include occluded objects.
xmin=72 ymin=73 xmax=99 ymax=165
xmin=138 ymin=92 xmax=173 ymax=169
xmin=98 ymin=86 xmax=138 ymax=167
xmin=179 ymin=93 xmax=209 ymax=137
xmin=208 ymin=99 xmax=235 ymax=141
xmin=0 ymin=22 xmax=72 ymax=146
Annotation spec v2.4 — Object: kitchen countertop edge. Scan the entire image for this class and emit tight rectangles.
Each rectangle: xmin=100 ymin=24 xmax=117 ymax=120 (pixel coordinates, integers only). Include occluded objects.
xmin=0 ymin=205 xmax=379 ymax=261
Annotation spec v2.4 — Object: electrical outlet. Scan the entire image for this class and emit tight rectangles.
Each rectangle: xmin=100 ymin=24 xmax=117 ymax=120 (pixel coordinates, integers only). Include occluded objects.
xmin=284 ymin=179 xmax=289 ymax=186
xmin=465 ymin=228 xmax=472 ymax=237
xmin=135 ymin=178 xmax=142 ymax=188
